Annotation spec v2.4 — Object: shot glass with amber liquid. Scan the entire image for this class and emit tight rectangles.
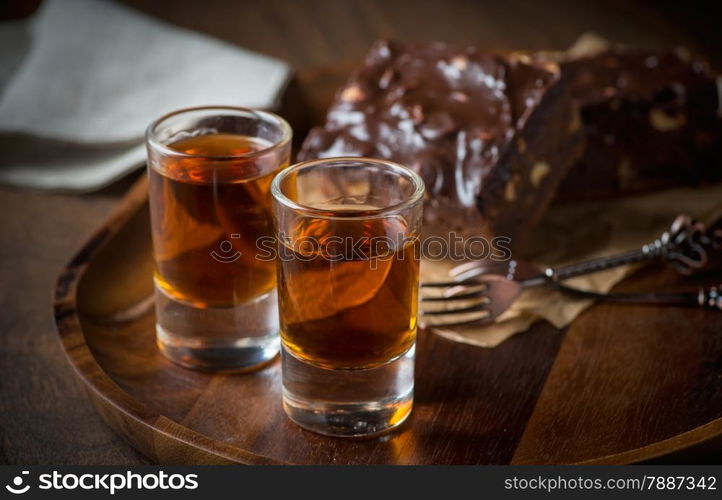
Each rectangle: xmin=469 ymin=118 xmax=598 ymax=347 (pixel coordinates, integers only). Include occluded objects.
xmin=146 ymin=107 xmax=291 ymax=371
xmin=271 ymin=157 xmax=424 ymax=436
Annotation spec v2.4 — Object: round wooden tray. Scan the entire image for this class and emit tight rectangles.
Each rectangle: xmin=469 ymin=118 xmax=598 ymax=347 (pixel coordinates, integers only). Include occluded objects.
xmin=53 ymin=173 xmax=722 ymax=464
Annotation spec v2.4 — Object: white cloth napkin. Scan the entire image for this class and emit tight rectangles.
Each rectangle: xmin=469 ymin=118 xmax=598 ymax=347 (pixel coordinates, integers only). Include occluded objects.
xmin=0 ymin=0 xmax=291 ymax=191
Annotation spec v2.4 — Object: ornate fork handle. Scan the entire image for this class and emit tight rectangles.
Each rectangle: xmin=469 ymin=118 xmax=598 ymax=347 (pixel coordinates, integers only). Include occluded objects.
xmin=552 ymin=283 xmax=722 ymax=311
xmin=525 ymin=215 xmax=712 ymax=286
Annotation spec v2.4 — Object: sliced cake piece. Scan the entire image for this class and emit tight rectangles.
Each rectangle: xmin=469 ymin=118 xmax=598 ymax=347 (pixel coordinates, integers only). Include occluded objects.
xmin=299 ymin=40 xmax=583 ymax=247
xmin=557 ymin=44 xmax=722 ymax=201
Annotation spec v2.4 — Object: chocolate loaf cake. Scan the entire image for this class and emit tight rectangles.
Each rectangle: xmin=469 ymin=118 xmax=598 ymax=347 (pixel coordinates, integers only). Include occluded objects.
xmin=557 ymin=47 xmax=722 ymax=201
xmin=298 ymin=40 xmax=583 ymax=246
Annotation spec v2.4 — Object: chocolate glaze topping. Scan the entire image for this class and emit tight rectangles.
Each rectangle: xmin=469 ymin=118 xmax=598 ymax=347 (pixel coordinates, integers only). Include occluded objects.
xmin=301 ymin=38 xmax=722 ymax=236
xmin=299 ymin=40 xmax=560 ymax=215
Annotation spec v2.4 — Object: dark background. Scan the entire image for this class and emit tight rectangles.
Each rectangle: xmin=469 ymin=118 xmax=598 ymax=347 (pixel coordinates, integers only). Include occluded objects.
xmin=0 ymin=0 xmax=720 ymax=465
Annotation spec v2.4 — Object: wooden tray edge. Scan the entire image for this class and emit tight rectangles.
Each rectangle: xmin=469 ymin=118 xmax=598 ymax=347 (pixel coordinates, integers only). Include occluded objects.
xmin=581 ymin=419 xmax=722 ymax=464
xmin=52 ymin=174 xmax=287 ymax=465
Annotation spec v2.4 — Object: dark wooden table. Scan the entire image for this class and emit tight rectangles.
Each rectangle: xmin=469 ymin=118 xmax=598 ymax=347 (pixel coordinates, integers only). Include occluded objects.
xmin=1 ymin=0 xmax=720 ymax=465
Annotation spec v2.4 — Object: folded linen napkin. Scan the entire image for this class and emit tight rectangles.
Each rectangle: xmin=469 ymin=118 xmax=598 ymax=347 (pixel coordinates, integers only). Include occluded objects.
xmin=0 ymin=0 xmax=290 ymax=191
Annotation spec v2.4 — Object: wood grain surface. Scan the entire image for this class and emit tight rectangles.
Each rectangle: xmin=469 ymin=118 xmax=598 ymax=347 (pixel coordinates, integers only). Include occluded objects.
xmin=53 ymin=173 xmax=722 ymax=464
xmin=2 ymin=0 xmax=722 ymax=465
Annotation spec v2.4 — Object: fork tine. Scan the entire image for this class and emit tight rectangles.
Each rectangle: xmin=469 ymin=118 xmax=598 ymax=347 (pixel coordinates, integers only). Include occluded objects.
xmin=422 ymin=282 xmax=487 ymax=301
xmin=421 ymin=289 xmax=487 ymax=301
xmin=420 ymin=277 xmax=487 ymax=288
xmin=421 ymin=280 xmax=473 ymax=288
xmin=422 ymin=302 xmax=489 ymax=315
xmin=449 ymin=261 xmax=488 ymax=281
xmin=421 ymin=268 xmax=517 ymax=327
xmin=449 ymin=261 xmax=485 ymax=276
xmin=421 ymin=310 xmax=491 ymax=327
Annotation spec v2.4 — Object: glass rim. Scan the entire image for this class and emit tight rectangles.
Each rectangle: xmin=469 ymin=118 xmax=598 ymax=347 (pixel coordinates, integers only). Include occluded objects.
xmin=271 ymin=157 xmax=426 ymax=220
xmin=145 ymin=105 xmax=292 ymax=161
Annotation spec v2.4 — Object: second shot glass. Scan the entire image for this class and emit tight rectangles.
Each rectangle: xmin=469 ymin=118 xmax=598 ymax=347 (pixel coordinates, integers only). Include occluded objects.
xmin=271 ymin=157 xmax=424 ymax=436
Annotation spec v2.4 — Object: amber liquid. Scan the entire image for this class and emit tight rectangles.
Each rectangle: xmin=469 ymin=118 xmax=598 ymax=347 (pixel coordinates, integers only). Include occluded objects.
xmin=278 ymin=215 xmax=420 ymax=370
xmin=149 ymin=133 xmax=285 ymax=308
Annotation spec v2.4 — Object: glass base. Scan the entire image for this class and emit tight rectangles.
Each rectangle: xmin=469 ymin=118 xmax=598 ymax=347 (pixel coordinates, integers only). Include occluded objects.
xmin=281 ymin=344 xmax=414 ymax=437
xmin=154 ymin=284 xmax=279 ymax=372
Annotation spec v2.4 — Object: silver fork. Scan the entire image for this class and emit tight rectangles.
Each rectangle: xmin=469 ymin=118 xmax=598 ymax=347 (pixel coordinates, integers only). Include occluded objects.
xmin=421 ymin=214 xmax=721 ymax=327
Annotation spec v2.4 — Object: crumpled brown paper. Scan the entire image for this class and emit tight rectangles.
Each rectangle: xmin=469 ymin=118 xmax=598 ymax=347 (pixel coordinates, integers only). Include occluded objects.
xmin=422 ymin=183 xmax=722 ymax=348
